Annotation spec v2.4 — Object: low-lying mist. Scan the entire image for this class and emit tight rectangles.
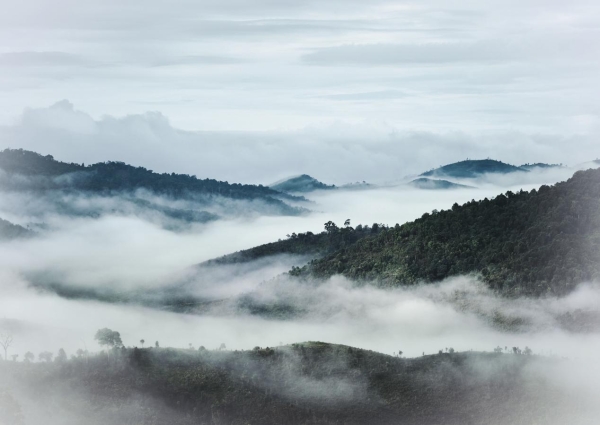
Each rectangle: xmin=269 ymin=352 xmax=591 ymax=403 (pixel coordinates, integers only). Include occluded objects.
xmin=1 ymin=170 xmax=600 ymax=424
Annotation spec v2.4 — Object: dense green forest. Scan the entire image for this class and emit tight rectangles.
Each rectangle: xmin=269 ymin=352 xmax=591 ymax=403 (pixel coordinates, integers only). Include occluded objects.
xmin=0 ymin=341 xmax=574 ymax=425
xmin=420 ymin=159 xmax=528 ymax=178
xmin=298 ymin=168 xmax=600 ymax=295
xmin=205 ymin=220 xmax=387 ymax=266
xmin=0 ymin=149 xmax=306 ymax=215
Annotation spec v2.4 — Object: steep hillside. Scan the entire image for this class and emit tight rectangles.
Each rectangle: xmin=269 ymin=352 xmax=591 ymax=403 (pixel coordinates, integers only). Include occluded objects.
xmin=205 ymin=221 xmax=386 ymax=266
xmin=421 ymin=159 xmax=527 ymax=179
xmin=303 ymin=168 xmax=600 ymax=295
xmin=0 ymin=343 xmax=577 ymax=425
xmin=270 ymin=174 xmax=335 ymax=193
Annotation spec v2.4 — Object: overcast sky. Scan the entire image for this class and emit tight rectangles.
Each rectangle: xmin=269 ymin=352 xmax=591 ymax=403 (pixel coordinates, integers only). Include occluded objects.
xmin=1 ymin=0 xmax=599 ymax=183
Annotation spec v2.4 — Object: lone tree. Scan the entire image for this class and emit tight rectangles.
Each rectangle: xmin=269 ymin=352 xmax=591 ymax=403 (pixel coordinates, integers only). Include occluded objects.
xmin=94 ymin=328 xmax=123 ymax=350
xmin=23 ymin=352 xmax=34 ymax=363
xmin=140 ymin=339 xmax=145 ymax=348
xmin=56 ymin=348 xmax=67 ymax=363
xmin=0 ymin=332 xmax=13 ymax=361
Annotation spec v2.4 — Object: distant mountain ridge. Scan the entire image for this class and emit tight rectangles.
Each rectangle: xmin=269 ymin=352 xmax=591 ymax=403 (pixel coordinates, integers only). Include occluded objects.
xmin=409 ymin=178 xmax=472 ymax=190
xmin=421 ymin=159 xmax=528 ymax=179
xmin=0 ymin=149 xmax=307 ymax=218
xmin=270 ymin=174 xmax=336 ymax=193
xmin=519 ymin=163 xmax=563 ymax=170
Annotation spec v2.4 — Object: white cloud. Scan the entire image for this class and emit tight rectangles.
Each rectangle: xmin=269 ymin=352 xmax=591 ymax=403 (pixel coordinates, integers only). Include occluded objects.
xmin=1 ymin=101 xmax=598 ymax=185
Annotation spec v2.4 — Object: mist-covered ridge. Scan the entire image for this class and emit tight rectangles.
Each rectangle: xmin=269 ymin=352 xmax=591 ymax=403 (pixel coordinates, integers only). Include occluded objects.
xmin=420 ymin=159 xmax=528 ymax=179
xmin=1 ymin=341 xmax=593 ymax=425
xmin=0 ymin=149 xmax=309 ymax=226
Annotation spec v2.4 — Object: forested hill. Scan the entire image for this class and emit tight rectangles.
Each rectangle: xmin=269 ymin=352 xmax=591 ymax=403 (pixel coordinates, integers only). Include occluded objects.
xmin=303 ymin=168 xmax=600 ymax=296
xmin=204 ymin=221 xmax=387 ymax=266
xmin=0 ymin=149 xmax=305 ymax=206
xmin=270 ymin=174 xmax=336 ymax=194
xmin=0 ymin=343 xmax=576 ymax=425
xmin=421 ymin=159 xmax=527 ymax=178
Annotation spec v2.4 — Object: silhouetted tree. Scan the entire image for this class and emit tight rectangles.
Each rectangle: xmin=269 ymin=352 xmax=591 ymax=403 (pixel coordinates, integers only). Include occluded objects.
xmin=0 ymin=332 xmax=13 ymax=361
xmin=56 ymin=348 xmax=67 ymax=363
xmin=94 ymin=328 xmax=123 ymax=349
xmin=23 ymin=352 xmax=34 ymax=363
xmin=140 ymin=339 xmax=145 ymax=348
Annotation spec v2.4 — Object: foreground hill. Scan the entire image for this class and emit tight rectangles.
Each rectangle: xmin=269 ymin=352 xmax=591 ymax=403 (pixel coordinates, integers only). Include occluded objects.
xmin=0 ymin=342 xmax=582 ymax=425
xmin=302 ymin=168 xmax=600 ymax=295
xmin=270 ymin=174 xmax=336 ymax=193
xmin=421 ymin=159 xmax=527 ymax=179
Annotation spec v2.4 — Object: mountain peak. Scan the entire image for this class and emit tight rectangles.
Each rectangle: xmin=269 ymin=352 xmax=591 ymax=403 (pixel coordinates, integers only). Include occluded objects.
xmin=421 ymin=159 xmax=527 ymax=179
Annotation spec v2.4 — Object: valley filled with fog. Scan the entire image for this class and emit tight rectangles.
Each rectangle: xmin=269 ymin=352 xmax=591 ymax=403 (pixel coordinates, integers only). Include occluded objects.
xmin=3 ymin=0 xmax=600 ymax=421
xmin=0 ymin=166 xmax=597 ymax=358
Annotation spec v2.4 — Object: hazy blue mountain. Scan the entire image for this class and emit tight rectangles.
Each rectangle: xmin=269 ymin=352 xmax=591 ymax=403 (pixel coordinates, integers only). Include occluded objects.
xmin=270 ymin=174 xmax=336 ymax=193
xmin=520 ymin=163 xmax=564 ymax=170
xmin=0 ymin=149 xmax=307 ymax=218
xmin=421 ymin=159 xmax=528 ymax=179
xmin=409 ymin=178 xmax=472 ymax=190
xmin=0 ymin=217 xmax=31 ymax=240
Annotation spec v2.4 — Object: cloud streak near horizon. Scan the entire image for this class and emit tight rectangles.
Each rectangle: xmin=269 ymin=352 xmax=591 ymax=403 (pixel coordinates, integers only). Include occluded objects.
xmin=0 ymin=0 xmax=599 ymax=142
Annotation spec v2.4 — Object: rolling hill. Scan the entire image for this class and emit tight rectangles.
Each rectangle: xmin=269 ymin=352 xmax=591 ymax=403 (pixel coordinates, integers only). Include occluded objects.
xmin=421 ymin=159 xmax=527 ymax=179
xmin=0 ymin=149 xmax=307 ymax=219
xmin=270 ymin=174 xmax=336 ymax=193
xmin=0 ymin=342 xmax=577 ymax=425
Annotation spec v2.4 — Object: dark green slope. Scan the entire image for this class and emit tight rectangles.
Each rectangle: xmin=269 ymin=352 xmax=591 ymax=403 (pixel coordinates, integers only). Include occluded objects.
xmin=421 ymin=159 xmax=527 ymax=179
xmin=304 ymin=168 xmax=600 ymax=295
xmin=1 ymin=343 xmax=574 ymax=425
xmin=205 ymin=221 xmax=386 ymax=266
